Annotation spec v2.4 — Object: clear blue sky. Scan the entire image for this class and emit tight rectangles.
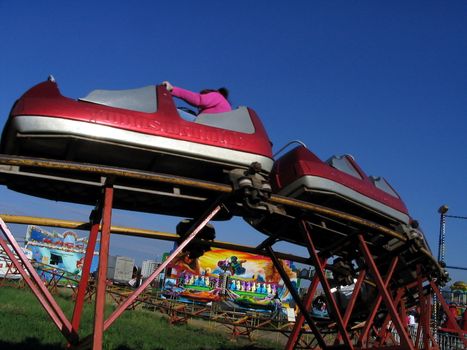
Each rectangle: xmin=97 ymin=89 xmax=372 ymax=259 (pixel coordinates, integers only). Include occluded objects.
xmin=0 ymin=1 xmax=466 ymax=283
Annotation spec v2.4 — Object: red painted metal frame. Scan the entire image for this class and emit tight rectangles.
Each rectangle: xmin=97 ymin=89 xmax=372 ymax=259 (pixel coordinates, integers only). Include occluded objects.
xmin=415 ymin=266 xmax=439 ymax=350
xmin=357 ymin=257 xmax=399 ymax=347
xmin=103 ymin=199 xmax=223 ymax=331
xmin=269 ymin=220 xmax=445 ymax=350
xmin=399 ymin=297 xmax=409 ymax=340
xmin=1 ymin=183 xmax=224 ymax=349
xmin=299 ymin=220 xmax=354 ymax=348
xmin=265 ymin=245 xmax=327 ymax=349
xmin=92 ymin=184 xmax=114 ymax=350
xmin=47 ymin=270 xmax=65 ymax=293
xmin=0 ymin=191 xmax=455 ymax=350
xmin=285 ymin=258 xmax=327 ymax=350
xmin=374 ymin=288 xmax=405 ymax=347
xmin=357 ymin=234 xmax=415 ymax=350
xmin=0 ymin=219 xmax=73 ymax=340
xmin=71 ymin=212 xmax=101 ymax=340
xmin=0 ymin=260 xmax=19 ymax=282
xmin=333 ymin=268 xmax=366 ymax=345
xmin=430 ymin=280 xmax=467 ymax=348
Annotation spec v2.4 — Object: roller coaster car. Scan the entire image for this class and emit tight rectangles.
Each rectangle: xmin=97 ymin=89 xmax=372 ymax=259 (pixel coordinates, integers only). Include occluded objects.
xmin=271 ymin=145 xmax=410 ymax=228
xmin=0 ymin=77 xmax=273 ymax=182
xmin=0 ymin=78 xmax=273 ymax=219
xmin=265 ymin=146 xmax=446 ymax=284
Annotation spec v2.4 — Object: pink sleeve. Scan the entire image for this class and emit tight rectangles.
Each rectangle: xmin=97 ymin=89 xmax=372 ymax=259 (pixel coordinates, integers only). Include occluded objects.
xmin=171 ymin=86 xmax=203 ymax=107
xmin=171 ymin=87 xmax=221 ymax=109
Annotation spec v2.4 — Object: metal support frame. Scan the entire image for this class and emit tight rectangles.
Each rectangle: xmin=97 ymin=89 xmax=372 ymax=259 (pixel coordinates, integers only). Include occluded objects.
xmin=44 ymin=269 xmax=67 ymax=293
xmin=265 ymin=245 xmax=327 ymax=349
xmin=430 ymin=280 xmax=467 ymax=348
xmin=357 ymin=234 xmax=415 ymax=350
xmin=0 ymin=155 xmax=454 ymax=350
xmin=285 ymin=258 xmax=327 ymax=350
xmin=0 ymin=178 xmax=224 ymax=349
xmin=0 ymin=219 xmax=73 ymax=340
xmin=299 ymin=220 xmax=354 ymax=349
xmin=103 ymin=198 xmax=223 ymax=332
xmin=92 ymin=183 xmax=114 ymax=350
xmin=74 ymin=195 xmax=224 ymax=349
xmin=375 ymin=288 xmax=405 ymax=347
xmin=334 ymin=268 xmax=366 ymax=345
xmin=0 ymin=260 xmax=20 ymax=284
xmin=415 ymin=265 xmax=439 ymax=350
xmin=1 ymin=210 xmax=455 ymax=349
xmin=357 ymin=257 xmax=398 ymax=347
xmin=71 ymin=207 xmax=102 ymax=340
xmin=253 ymin=220 xmax=453 ymax=350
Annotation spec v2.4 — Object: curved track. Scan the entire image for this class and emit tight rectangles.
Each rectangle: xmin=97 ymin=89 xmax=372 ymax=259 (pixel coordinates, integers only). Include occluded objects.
xmin=0 ymin=154 xmax=461 ymax=350
xmin=0 ymin=154 xmax=445 ymax=281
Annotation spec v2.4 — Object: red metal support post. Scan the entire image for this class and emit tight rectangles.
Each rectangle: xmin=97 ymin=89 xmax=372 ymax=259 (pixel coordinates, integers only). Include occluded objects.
xmin=342 ymin=269 xmax=366 ymax=327
xmin=103 ymin=199 xmax=224 ymax=331
xmin=357 ymin=234 xmax=415 ymax=350
xmin=299 ymin=220 xmax=354 ymax=349
xmin=334 ymin=269 xmax=366 ymax=345
xmin=265 ymin=245 xmax=328 ymax=349
xmin=71 ymin=210 xmax=102 ymax=342
xmin=399 ymin=297 xmax=409 ymax=340
xmin=92 ymin=184 xmax=114 ymax=350
xmin=357 ymin=257 xmax=398 ymax=347
xmin=424 ymin=290 xmax=436 ymax=347
xmin=374 ymin=288 xmax=404 ymax=347
xmin=0 ymin=219 xmax=73 ymax=340
xmin=0 ymin=236 xmax=68 ymax=325
xmin=430 ymin=280 xmax=467 ymax=348
xmin=285 ymin=258 xmax=327 ymax=350
xmin=415 ymin=266 xmax=439 ymax=350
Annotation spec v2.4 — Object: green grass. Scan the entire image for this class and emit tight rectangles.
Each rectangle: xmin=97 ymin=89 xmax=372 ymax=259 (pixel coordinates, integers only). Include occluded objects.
xmin=0 ymin=286 xmax=282 ymax=350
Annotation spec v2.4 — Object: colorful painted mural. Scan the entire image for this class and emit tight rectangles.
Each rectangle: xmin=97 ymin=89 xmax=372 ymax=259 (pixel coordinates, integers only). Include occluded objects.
xmin=165 ymin=247 xmax=298 ymax=313
xmin=25 ymin=225 xmax=99 ymax=282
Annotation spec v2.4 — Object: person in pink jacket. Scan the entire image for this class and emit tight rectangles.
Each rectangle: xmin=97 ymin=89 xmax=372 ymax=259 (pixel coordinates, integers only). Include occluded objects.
xmin=162 ymin=81 xmax=231 ymax=114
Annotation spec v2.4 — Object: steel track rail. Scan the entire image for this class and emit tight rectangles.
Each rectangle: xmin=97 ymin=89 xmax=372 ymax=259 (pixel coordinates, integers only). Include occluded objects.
xmin=0 ymin=154 xmax=443 ymax=275
xmin=0 ymin=214 xmax=310 ymax=264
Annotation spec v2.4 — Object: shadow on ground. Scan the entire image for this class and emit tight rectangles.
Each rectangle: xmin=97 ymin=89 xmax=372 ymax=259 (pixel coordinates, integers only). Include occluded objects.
xmin=112 ymin=346 xmax=277 ymax=350
xmin=0 ymin=339 xmax=277 ymax=350
xmin=0 ymin=338 xmax=63 ymax=350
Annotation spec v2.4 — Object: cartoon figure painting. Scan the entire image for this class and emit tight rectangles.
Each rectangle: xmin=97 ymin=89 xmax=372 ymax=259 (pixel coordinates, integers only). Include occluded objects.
xmin=170 ymin=251 xmax=201 ymax=276
xmin=167 ymin=247 xmax=297 ymax=300
xmin=216 ymin=255 xmax=246 ymax=276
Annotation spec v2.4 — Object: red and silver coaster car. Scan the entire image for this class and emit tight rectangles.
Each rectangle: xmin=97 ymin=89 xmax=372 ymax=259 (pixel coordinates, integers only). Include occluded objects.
xmin=271 ymin=145 xmax=410 ymax=228
xmin=1 ymin=77 xmax=273 ymax=182
xmin=268 ymin=145 xmax=444 ymax=290
xmin=0 ymin=77 xmax=273 ymax=218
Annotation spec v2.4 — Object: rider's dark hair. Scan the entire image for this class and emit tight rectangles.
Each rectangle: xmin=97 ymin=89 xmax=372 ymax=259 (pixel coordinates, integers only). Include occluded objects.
xmin=217 ymin=87 xmax=229 ymax=100
xmin=200 ymin=87 xmax=230 ymax=100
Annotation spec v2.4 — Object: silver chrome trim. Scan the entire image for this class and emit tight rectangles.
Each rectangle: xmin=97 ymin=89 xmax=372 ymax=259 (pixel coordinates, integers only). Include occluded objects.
xmin=279 ymin=175 xmax=410 ymax=224
xmin=10 ymin=116 xmax=274 ymax=171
